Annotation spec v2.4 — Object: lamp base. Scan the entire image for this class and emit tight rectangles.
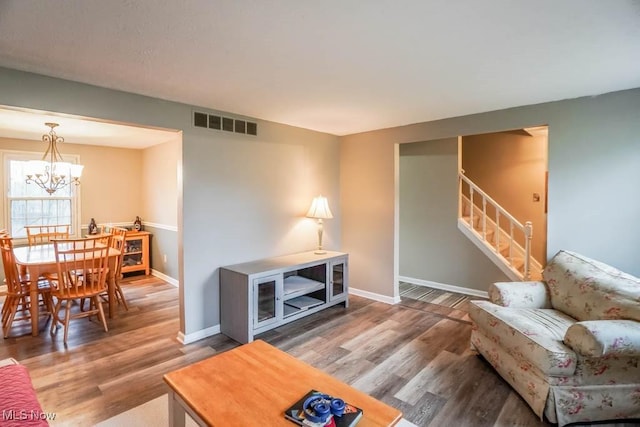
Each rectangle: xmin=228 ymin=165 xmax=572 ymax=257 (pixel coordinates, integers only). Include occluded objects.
xmin=314 ymin=219 xmax=327 ymax=255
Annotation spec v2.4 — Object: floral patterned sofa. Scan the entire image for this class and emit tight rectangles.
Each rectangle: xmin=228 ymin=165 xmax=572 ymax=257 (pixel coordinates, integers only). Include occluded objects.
xmin=469 ymin=250 xmax=640 ymax=426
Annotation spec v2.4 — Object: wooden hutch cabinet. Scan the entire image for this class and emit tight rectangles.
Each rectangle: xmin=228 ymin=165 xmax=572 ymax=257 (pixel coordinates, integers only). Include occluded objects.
xmin=121 ymin=230 xmax=151 ymax=275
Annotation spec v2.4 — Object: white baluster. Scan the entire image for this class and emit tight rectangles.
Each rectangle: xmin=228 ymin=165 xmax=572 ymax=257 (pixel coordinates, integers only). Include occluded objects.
xmin=470 ymin=187 xmax=474 ymax=230
xmin=496 ymin=212 xmax=500 ymax=254
xmin=524 ymin=221 xmax=533 ymax=280
xmin=482 ymin=197 xmax=487 ymax=240
xmin=509 ymin=221 xmax=514 ymax=264
xmin=458 ymin=174 xmax=462 ymax=219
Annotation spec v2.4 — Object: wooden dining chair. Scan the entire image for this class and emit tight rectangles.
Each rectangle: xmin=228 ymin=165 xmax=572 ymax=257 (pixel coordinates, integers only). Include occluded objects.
xmin=86 ymin=226 xmax=130 ymax=311
xmin=94 ymin=232 xmax=112 ymax=247
xmin=48 ymin=235 xmax=112 ymax=344
xmin=25 ymin=224 xmax=70 ymax=246
xmin=1 ymin=229 xmax=9 ymax=296
xmin=99 ymin=224 xmax=116 ymax=235
xmin=0 ymin=231 xmax=13 ymax=326
xmin=108 ymin=227 xmax=129 ymax=310
xmin=0 ymin=229 xmax=9 ymax=311
xmin=0 ymin=236 xmax=53 ymax=338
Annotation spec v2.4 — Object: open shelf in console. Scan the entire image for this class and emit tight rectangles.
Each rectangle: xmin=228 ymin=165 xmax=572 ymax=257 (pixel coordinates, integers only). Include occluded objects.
xmin=284 ymin=295 xmax=324 ymax=317
xmin=283 ymin=263 xmax=327 ymax=318
xmin=283 ymin=275 xmax=324 ymax=300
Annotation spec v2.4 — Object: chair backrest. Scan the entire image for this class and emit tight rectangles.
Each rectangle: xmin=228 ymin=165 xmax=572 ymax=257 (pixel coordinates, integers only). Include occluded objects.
xmin=94 ymin=232 xmax=112 ymax=247
xmin=25 ymin=224 xmax=70 ymax=246
xmin=100 ymin=224 xmax=116 ymax=235
xmin=85 ymin=227 xmax=128 ymax=294
xmin=108 ymin=227 xmax=128 ymax=279
xmin=52 ymin=235 xmax=113 ymax=298
xmin=109 ymin=227 xmax=128 ymax=245
xmin=0 ymin=236 xmax=26 ymax=297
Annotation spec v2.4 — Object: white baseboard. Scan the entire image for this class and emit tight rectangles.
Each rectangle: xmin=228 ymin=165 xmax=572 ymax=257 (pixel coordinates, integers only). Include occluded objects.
xmin=398 ymin=276 xmax=488 ymax=299
xmin=349 ymin=287 xmax=401 ymax=305
xmin=177 ymin=325 xmax=221 ymax=345
xmin=151 ymin=269 xmax=179 ymax=287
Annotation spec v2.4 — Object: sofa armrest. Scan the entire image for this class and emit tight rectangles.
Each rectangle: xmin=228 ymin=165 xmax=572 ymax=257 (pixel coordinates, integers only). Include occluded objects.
xmin=488 ymin=281 xmax=552 ymax=308
xmin=564 ymin=320 xmax=640 ymax=357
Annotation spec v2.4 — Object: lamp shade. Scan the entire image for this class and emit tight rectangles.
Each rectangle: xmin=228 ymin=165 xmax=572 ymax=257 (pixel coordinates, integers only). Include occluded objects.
xmin=306 ymin=195 xmax=333 ymax=219
xmin=69 ymin=163 xmax=84 ymax=178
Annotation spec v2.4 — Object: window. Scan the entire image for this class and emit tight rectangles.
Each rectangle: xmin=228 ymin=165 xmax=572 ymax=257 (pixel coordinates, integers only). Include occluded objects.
xmin=3 ymin=151 xmax=81 ymax=239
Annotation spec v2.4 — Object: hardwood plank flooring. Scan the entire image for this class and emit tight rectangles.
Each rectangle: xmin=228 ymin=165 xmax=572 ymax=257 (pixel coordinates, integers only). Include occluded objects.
xmin=0 ymin=276 xmax=636 ymax=426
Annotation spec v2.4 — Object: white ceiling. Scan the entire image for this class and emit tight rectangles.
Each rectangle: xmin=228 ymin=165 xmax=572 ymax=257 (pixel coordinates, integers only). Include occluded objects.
xmin=0 ymin=107 xmax=179 ymax=149
xmin=0 ymin=0 xmax=639 ymax=137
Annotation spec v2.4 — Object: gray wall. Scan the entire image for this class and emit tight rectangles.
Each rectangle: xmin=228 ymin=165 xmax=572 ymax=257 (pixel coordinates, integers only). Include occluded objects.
xmin=145 ymin=225 xmax=179 ymax=280
xmin=0 ymin=67 xmax=341 ymax=338
xmin=140 ymin=138 xmax=179 ymax=282
xmin=399 ymin=138 xmax=508 ymax=291
xmin=341 ymin=88 xmax=640 ymax=298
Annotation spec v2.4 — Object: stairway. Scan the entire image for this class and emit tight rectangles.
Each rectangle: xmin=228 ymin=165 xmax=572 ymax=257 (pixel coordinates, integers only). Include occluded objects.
xmin=458 ymin=173 xmax=543 ymax=281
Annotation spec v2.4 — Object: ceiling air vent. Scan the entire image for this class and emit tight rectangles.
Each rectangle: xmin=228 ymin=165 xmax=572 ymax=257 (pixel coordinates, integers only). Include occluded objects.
xmin=234 ymin=120 xmax=246 ymax=134
xmin=209 ymin=115 xmax=221 ymax=130
xmin=194 ymin=112 xmax=208 ymax=128
xmin=222 ymin=117 xmax=234 ymax=132
xmin=193 ymin=111 xmax=258 ymax=136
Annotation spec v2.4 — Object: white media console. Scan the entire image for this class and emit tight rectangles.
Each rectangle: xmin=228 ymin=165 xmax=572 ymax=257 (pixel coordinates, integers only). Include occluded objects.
xmin=220 ymin=251 xmax=349 ymax=344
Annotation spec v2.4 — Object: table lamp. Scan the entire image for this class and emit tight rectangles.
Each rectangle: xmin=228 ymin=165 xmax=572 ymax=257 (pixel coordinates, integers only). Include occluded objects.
xmin=306 ymin=195 xmax=333 ymax=254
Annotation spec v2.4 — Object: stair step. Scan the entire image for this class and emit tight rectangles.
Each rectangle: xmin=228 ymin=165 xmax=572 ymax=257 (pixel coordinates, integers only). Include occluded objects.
xmin=495 ymin=241 xmax=510 ymax=254
xmin=462 ymin=216 xmax=496 ymax=234
xmin=513 ymin=258 xmax=524 ymax=269
xmin=529 ymin=270 xmax=543 ymax=281
xmin=477 ymin=227 xmax=497 ymax=242
xmin=461 ymin=215 xmax=478 ymax=227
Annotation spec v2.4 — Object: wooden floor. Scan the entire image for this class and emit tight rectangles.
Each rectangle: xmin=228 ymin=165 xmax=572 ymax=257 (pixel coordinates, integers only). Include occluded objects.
xmin=0 ymin=276 xmax=636 ymax=426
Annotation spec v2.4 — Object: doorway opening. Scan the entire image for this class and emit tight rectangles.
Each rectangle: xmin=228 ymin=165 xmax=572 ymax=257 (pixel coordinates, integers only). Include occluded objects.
xmin=396 ymin=125 xmax=548 ymax=295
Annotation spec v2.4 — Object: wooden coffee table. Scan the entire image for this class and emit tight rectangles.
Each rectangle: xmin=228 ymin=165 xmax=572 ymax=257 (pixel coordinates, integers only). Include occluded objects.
xmin=163 ymin=340 xmax=402 ymax=426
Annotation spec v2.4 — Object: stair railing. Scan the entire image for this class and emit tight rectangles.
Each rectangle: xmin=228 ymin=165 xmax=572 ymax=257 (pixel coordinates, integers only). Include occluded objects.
xmin=458 ymin=172 xmax=533 ymax=280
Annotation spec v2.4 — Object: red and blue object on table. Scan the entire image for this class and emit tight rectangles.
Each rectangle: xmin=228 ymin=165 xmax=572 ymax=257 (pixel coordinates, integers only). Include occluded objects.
xmin=285 ymin=389 xmax=363 ymax=427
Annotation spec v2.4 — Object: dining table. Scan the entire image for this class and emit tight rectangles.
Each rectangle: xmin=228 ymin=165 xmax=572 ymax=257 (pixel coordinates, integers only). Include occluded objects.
xmin=13 ymin=243 xmax=121 ymax=336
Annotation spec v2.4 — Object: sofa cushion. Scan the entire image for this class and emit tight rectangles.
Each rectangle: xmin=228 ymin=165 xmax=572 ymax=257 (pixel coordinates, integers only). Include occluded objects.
xmin=469 ymin=300 xmax=577 ymax=376
xmin=543 ymin=250 xmax=640 ymax=322
xmin=489 ymin=281 xmax=552 ymax=309
xmin=0 ymin=364 xmax=49 ymax=426
xmin=564 ymin=320 xmax=640 ymax=357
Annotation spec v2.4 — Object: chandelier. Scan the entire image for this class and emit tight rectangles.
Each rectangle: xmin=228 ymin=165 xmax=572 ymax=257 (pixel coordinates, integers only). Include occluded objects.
xmin=25 ymin=122 xmax=84 ymax=195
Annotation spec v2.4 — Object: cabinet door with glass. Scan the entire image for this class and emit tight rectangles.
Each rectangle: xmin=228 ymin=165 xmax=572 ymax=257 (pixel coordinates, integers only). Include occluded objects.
xmin=121 ymin=231 xmax=151 ymax=275
xmin=330 ymin=258 xmax=348 ymax=302
xmin=252 ymin=274 xmax=282 ymax=329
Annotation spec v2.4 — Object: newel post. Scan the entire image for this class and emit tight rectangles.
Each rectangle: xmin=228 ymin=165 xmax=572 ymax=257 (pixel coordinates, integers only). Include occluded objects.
xmin=524 ymin=221 xmax=533 ymax=280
